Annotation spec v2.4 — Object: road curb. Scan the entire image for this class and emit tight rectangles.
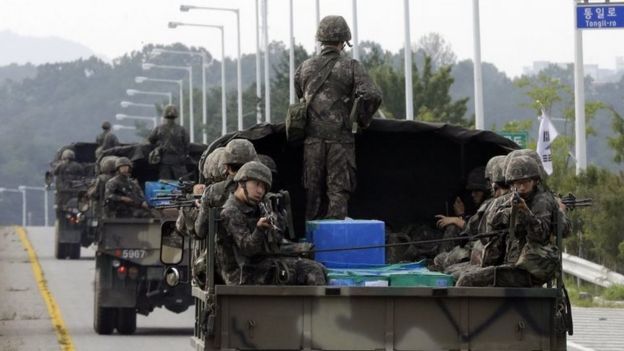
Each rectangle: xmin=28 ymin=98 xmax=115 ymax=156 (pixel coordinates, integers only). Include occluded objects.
xmin=16 ymin=226 xmax=75 ymax=351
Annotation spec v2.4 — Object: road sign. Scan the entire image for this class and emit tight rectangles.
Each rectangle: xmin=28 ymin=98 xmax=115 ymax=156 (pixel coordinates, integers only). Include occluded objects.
xmin=577 ymin=3 xmax=624 ymax=29
xmin=499 ymin=131 xmax=528 ymax=148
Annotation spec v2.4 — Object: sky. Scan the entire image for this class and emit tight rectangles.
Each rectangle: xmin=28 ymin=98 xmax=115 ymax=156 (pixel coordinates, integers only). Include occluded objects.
xmin=1 ymin=0 xmax=624 ymax=78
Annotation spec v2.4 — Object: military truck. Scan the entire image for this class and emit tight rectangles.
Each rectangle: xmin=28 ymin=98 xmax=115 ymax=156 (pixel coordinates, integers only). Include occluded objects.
xmin=160 ymin=120 xmax=572 ymax=350
xmin=45 ymin=142 xmax=98 ymax=259
xmin=93 ymin=143 xmax=205 ymax=335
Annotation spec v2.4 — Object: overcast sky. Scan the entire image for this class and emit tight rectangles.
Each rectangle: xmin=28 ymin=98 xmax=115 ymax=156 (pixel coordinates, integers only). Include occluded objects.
xmin=1 ymin=0 xmax=623 ymax=77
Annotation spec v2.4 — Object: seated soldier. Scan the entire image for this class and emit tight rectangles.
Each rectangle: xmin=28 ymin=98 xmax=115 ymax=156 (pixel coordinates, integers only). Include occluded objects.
xmin=455 ymin=156 xmax=561 ymax=287
xmin=104 ymin=157 xmax=151 ymax=218
xmin=434 ymin=166 xmax=490 ymax=253
xmin=87 ymin=156 xmax=117 ymax=217
xmin=217 ymin=161 xmax=326 ymax=286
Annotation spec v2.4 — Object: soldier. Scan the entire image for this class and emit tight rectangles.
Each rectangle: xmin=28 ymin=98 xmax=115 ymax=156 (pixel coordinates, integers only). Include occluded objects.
xmin=192 ymin=139 xmax=258 ymax=239
xmin=104 ymin=157 xmax=151 ymax=218
xmin=52 ymin=149 xmax=85 ymax=210
xmin=295 ymin=15 xmax=382 ymax=220
xmin=148 ymin=104 xmax=190 ymax=180
xmin=87 ymin=156 xmax=117 ymax=217
xmin=456 ymin=156 xmax=561 ymax=287
xmin=218 ymin=161 xmax=326 ymax=285
xmin=95 ymin=122 xmax=120 ymax=159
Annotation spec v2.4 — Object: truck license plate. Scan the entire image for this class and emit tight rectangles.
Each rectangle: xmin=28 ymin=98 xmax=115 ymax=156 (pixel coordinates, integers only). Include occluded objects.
xmin=121 ymin=249 xmax=146 ymax=259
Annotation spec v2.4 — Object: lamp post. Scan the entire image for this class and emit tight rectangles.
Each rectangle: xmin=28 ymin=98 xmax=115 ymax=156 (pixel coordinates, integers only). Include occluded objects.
xmin=126 ymin=89 xmax=172 ymax=105
xmin=120 ymin=101 xmax=155 ymax=109
xmin=255 ymin=0 xmax=262 ymax=123
xmin=18 ymin=185 xmax=48 ymax=227
xmin=289 ymin=0 xmax=295 ymax=104
xmin=112 ymin=124 xmax=137 ymax=131
xmin=135 ymin=76 xmax=184 ymax=128
xmin=262 ymin=0 xmax=271 ymax=122
xmin=180 ymin=5 xmax=243 ymax=132
xmin=403 ymin=0 xmax=414 ymax=120
xmin=0 ymin=187 xmax=25 ymax=226
xmin=148 ymin=49 xmax=209 ymax=139
xmin=169 ymin=22 xmax=228 ymax=136
xmin=115 ymin=113 xmax=158 ymax=129
xmin=142 ymin=63 xmax=194 ymax=142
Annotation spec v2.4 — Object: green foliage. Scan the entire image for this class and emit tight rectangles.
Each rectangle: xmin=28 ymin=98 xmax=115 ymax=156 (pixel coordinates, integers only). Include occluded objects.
xmin=603 ymin=285 xmax=624 ymax=301
xmin=607 ymin=107 xmax=624 ymax=163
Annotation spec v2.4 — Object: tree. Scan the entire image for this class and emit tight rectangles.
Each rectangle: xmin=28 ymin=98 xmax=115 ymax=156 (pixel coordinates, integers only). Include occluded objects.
xmin=269 ymin=44 xmax=310 ymax=123
xmin=607 ymin=106 xmax=624 ymax=163
xmin=416 ymin=32 xmax=457 ymax=69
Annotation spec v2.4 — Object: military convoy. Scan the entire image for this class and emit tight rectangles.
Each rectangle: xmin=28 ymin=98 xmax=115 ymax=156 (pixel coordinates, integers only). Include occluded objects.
xmin=45 ymin=142 xmax=99 ymax=259
xmin=159 ymin=120 xmax=572 ymax=351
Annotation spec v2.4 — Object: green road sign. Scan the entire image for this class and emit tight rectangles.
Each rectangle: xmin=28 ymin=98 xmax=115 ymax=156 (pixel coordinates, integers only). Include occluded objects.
xmin=499 ymin=131 xmax=528 ymax=148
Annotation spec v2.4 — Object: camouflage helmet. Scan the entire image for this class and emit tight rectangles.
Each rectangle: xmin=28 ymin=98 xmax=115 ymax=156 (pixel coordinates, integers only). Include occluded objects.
xmin=115 ymin=157 xmax=133 ymax=170
xmin=101 ymin=121 xmax=111 ymax=130
xmin=485 ymin=155 xmax=506 ymax=184
xmin=201 ymin=147 xmax=227 ymax=181
xmin=163 ymin=104 xmax=179 ymax=119
xmin=505 ymin=155 xmax=541 ymax=183
xmin=465 ymin=166 xmax=488 ymax=191
xmin=257 ymin=154 xmax=278 ymax=174
xmin=316 ymin=15 xmax=352 ymax=43
xmin=99 ymin=156 xmax=118 ymax=174
xmin=222 ymin=139 xmax=257 ymax=166
xmin=506 ymin=149 xmax=547 ymax=180
xmin=61 ymin=149 xmax=75 ymax=161
xmin=233 ymin=161 xmax=272 ymax=188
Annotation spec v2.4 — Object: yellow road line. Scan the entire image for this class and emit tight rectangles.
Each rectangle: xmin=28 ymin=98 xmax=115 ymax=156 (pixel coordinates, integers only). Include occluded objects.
xmin=16 ymin=226 xmax=75 ymax=351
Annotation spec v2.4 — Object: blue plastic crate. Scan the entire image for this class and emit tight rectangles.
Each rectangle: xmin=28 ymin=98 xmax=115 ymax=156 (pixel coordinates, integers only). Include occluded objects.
xmin=145 ymin=181 xmax=179 ymax=206
xmin=306 ymin=219 xmax=385 ymax=269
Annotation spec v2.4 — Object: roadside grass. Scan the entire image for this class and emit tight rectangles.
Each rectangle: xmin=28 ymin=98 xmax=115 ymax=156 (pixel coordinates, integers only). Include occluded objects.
xmin=564 ymin=275 xmax=624 ymax=308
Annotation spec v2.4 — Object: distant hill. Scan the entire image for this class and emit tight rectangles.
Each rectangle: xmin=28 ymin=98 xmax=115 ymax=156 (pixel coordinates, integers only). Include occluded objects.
xmin=0 ymin=30 xmax=96 ymax=66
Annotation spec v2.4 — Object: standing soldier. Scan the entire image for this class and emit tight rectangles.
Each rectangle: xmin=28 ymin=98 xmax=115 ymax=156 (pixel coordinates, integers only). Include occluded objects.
xmin=104 ymin=157 xmax=150 ymax=218
xmin=295 ymin=15 xmax=382 ymax=220
xmin=95 ymin=121 xmax=120 ymax=158
xmin=148 ymin=105 xmax=190 ymax=180
xmin=52 ymin=149 xmax=85 ymax=210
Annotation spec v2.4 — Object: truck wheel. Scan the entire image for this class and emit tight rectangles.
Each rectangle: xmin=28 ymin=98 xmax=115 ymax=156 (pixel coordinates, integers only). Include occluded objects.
xmin=116 ymin=308 xmax=137 ymax=335
xmin=54 ymin=223 xmax=68 ymax=259
xmin=68 ymin=243 xmax=81 ymax=260
xmin=93 ymin=266 xmax=116 ymax=335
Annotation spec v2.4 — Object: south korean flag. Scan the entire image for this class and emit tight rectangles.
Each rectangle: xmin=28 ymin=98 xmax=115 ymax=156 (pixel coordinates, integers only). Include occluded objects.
xmin=537 ymin=110 xmax=559 ymax=175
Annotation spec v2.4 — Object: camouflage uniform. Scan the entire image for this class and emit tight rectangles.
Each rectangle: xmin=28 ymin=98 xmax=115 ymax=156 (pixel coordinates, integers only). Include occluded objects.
xmin=217 ymin=162 xmax=326 ymax=285
xmin=456 ymin=156 xmax=562 ymax=287
xmin=295 ymin=15 xmax=382 ymax=220
xmin=53 ymin=150 xmax=84 ymax=210
xmin=88 ymin=156 xmax=117 ymax=218
xmin=104 ymin=158 xmax=150 ymax=218
xmin=192 ymin=177 xmax=237 ymax=239
xmin=148 ymin=105 xmax=190 ymax=180
xmin=95 ymin=122 xmax=120 ymax=158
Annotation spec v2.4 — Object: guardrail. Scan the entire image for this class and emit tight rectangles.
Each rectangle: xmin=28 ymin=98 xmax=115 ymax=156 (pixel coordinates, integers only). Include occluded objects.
xmin=562 ymin=253 xmax=624 ymax=288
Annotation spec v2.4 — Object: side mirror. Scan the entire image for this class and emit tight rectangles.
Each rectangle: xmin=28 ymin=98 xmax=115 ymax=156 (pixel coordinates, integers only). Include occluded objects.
xmin=160 ymin=221 xmax=184 ymax=265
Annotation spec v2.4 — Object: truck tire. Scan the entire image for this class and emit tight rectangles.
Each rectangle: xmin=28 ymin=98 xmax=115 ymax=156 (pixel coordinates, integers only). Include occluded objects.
xmin=93 ymin=265 xmax=116 ymax=335
xmin=54 ymin=222 xmax=68 ymax=259
xmin=116 ymin=308 xmax=137 ymax=335
xmin=68 ymin=243 xmax=81 ymax=260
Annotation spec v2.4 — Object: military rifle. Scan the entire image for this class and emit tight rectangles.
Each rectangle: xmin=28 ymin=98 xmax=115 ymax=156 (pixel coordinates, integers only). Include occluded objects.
xmin=559 ymin=193 xmax=592 ymax=210
xmin=152 ymin=179 xmax=200 ymax=209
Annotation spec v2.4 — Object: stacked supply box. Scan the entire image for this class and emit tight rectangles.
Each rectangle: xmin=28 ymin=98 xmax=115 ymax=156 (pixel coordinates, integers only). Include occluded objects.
xmin=144 ymin=181 xmax=178 ymax=207
xmin=306 ymin=219 xmax=385 ymax=268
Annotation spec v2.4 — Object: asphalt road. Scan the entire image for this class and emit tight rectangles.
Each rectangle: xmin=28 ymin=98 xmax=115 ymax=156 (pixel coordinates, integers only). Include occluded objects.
xmin=22 ymin=226 xmax=194 ymax=351
xmin=3 ymin=226 xmax=624 ymax=351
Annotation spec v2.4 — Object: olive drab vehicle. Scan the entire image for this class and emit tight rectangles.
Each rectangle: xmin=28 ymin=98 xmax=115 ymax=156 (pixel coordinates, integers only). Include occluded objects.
xmin=92 ymin=142 xmax=206 ymax=335
xmin=161 ymin=120 xmax=572 ymax=351
xmin=45 ymin=142 xmax=99 ymax=259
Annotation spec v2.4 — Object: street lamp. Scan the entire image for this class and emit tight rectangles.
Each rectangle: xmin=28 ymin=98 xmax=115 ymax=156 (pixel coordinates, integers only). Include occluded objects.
xmin=142 ymin=63 xmax=195 ymax=142
xmin=136 ymin=75 xmax=185 ymax=129
xmin=120 ymin=101 xmax=155 ymax=109
xmin=180 ymin=5 xmax=244 ymax=132
xmin=169 ymin=22 xmax=227 ymax=136
xmin=115 ymin=113 xmax=158 ymax=129
xmin=0 ymin=187 xmax=25 ymax=226
xmin=18 ymin=185 xmax=49 ymax=227
xmin=150 ymin=49 xmax=210 ymax=143
xmin=126 ymin=89 xmax=172 ymax=105
xmin=112 ymin=124 xmax=137 ymax=131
